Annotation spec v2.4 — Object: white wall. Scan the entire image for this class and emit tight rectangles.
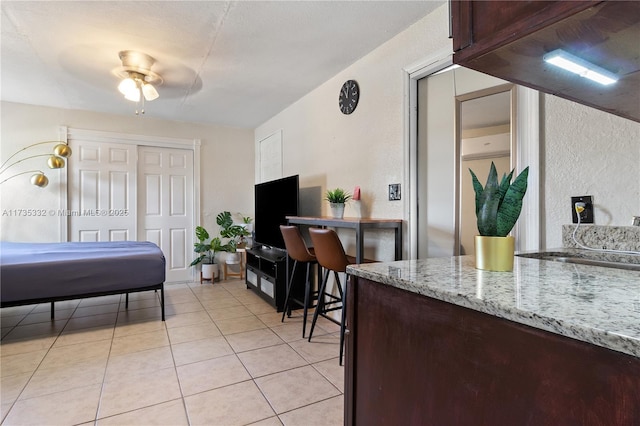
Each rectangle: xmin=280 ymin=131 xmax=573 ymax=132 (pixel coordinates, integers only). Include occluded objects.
xmin=543 ymin=95 xmax=640 ymax=248
xmin=0 ymin=101 xmax=255 ymax=242
xmin=255 ymin=2 xmax=640 ymax=256
xmin=255 ymin=4 xmax=451 ymax=261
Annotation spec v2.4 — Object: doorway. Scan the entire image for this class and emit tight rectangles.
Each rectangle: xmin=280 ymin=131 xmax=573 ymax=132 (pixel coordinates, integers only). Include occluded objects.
xmin=456 ymin=86 xmax=514 ymax=255
xmin=407 ymin=59 xmax=540 ymax=259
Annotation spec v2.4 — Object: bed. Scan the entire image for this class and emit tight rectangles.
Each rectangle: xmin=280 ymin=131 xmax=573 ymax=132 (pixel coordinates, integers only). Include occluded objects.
xmin=0 ymin=241 xmax=166 ymax=320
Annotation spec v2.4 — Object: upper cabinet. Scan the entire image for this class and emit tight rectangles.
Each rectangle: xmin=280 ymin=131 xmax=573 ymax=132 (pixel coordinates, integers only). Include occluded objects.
xmin=451 ymin=1 xmax=640 ymax=122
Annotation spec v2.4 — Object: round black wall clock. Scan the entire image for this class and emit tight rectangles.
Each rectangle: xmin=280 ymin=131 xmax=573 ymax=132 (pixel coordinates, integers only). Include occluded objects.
xmin=339 ymin=80 xmax=359 ymax=115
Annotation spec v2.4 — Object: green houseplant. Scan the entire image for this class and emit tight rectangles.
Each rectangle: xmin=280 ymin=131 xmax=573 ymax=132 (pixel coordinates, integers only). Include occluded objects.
xmin=216 ymin=211 xmax=252 ymax=271
xmin=216 ymin=211 xmax=248 ymax=250
xmin=237 ymin=215 xmax=253 ymax=248
xmin=191 ymin=212 xmax=251 ymax=281
xmin=190 ymin=225 xmax=229 ymax=281
xmin=325 ymin=188 xmax=352 ymax=219
xmin=469 ymin=162 xmax=529 ymax=271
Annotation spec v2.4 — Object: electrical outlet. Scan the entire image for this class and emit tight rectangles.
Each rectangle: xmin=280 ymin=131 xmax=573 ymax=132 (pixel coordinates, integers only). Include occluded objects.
xmin=571 ymin=195 xmax=594 ymax=224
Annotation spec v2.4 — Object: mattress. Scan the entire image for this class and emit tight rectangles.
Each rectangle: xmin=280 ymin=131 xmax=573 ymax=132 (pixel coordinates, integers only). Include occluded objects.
xmin=0 ymin=241 xmax=165 ymax=305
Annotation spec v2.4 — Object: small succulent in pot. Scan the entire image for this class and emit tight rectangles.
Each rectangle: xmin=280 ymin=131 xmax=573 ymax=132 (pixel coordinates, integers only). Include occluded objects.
xmin=325 ymin=188 xmax=352 ymax=204
xmin=469 ymin=162 xmax=529 ymax=237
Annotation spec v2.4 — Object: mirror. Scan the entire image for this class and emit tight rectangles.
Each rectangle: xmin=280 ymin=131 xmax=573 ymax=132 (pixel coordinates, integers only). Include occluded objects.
xmin=413 ymin=63 xmax=538 ymax=259
xmin=455 ymin=84 xmax=515 ymax=255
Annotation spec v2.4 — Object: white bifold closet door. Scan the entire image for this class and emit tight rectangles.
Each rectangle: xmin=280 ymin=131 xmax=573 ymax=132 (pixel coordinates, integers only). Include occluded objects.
xmin=68 ymin=140 xmax=194 ymax=283
xmin=138 ymin=146 xmax=193 ymax=283
xmin=68 ymin=141 xmax=137 ymax=242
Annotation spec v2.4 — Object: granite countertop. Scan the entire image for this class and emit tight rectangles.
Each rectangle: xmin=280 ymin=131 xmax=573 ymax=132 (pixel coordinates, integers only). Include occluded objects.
xmin=346 ymin=251 xmax=640 ymax=358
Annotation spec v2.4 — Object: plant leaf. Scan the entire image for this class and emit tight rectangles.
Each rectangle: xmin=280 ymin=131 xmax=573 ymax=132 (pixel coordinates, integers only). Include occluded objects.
xmin=498 ymin=169 xmax=514 ymax=205
xmin=469 ymin=169 xmax=484 ymax=216
xmin=476 ymin=162 xmax=500 ymax=236
xmin=496 ymin=167 xmax=529 ymax=236
xmin=216 ymin=211 xmax=233 ymax=229
xmin=195 ymin=226 xmax=209 ymax=242
xmin=325 ymin=188 xmax=352 ymax=203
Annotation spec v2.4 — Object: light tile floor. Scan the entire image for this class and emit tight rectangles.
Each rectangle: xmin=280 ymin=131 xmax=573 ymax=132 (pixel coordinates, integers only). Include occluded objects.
xmin=0 ymin=279 xmax=344 ymax=425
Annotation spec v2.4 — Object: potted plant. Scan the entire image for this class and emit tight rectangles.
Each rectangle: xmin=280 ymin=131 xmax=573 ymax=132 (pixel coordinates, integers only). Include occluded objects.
xmin=469 ymin=162 xmax=529 ymax=271
xmin=325 ymin=188 xmax=352 ymax=219
xmin=190 ymin=225 xmax=228 ymax=281
xmin=216 ymin=211 xmax=247 ymax=262
xmin=237 ymin=215 xmax=253 ymax=248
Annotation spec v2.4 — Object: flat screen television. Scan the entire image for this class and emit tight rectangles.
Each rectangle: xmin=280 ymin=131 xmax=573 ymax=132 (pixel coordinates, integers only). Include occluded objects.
xmin=254 ymin=175 xmax=299 ymax=250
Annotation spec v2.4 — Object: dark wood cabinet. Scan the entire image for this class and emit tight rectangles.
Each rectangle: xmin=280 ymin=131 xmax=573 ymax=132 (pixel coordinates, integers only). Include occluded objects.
xmin=245 ymin=246 xmax=305 ymax=312
xmin=345 ymin=276 xmax=640 ymax=425
xmin=451 ymin=1 xmax=640 ymax=122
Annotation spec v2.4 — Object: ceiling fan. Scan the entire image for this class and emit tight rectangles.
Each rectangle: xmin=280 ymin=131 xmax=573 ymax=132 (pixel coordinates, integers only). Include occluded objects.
xmin=112 ymin=50 xmax=163 ymax=115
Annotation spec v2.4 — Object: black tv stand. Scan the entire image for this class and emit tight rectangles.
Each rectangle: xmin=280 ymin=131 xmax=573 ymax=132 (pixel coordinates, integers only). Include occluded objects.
xmin=245 ymin=246 xmax=306 ymax=312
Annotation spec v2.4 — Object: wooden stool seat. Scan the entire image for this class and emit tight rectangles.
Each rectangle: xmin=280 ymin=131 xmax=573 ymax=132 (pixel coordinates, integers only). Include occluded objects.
xmin=224 ymin=249 xmax=245 ymax=280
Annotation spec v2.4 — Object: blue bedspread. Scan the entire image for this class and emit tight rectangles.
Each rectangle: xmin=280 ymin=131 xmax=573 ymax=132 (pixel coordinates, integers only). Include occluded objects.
xmin=0 ymin=241 xmax=165 ymax=305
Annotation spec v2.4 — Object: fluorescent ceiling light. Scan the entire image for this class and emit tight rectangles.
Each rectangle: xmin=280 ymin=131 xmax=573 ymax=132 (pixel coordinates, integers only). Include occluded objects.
xmin=544 ymin=49 xmax=618 ymax=86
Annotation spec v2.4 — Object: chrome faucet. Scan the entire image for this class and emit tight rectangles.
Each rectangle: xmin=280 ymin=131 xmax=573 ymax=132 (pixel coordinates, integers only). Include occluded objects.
xmin=632 ymin=216 xmax=640 ymax=226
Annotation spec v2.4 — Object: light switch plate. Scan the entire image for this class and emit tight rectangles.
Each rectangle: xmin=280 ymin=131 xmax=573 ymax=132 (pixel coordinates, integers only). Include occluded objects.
xmin=389 ymin=184 xmax=401 ymax=201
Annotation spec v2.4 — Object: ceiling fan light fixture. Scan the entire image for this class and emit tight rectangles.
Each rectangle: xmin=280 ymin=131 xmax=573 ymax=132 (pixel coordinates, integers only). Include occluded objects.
xmin=113 ymin=50 xmax=163 ymax=113
xmin=142 ymin=83 xmax=159 ymax=101
xmin=118 ymin=77 xmax=137 ymax=96
xmin=124 ymin=85 xmax=141 ymax=102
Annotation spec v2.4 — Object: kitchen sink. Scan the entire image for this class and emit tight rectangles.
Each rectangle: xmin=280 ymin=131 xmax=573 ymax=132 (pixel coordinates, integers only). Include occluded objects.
xmin=517 ymin=251 xmax=640 ymax=271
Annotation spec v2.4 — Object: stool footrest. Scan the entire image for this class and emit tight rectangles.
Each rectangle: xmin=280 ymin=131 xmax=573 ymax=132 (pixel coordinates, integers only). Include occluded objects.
xmin=318 ymin=313 xmax=341 ymax=326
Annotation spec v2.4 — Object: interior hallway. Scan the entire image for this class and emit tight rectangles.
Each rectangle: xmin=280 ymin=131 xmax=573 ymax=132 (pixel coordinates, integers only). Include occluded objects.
xmin=1 ymin=278 xmax=344 ymax=425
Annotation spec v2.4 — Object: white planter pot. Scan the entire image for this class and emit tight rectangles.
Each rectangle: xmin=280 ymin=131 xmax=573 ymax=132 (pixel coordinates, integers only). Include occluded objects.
xmin=226 ymin=252 xmax=240 ymax=264
xmin=330 ymin=203 xmax=345 ymax=219
xmin=201 ymin=263 xmax=218 ymax=280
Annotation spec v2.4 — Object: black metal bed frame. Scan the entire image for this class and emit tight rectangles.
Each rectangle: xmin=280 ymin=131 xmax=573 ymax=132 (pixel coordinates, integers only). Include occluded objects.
xmin=0 ymin=282 xmax=165 ymax=321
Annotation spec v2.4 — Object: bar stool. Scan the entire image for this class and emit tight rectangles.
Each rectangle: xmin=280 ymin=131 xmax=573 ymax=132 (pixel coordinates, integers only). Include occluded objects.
xmin=307 ymin=227 xmax=357 ymax=365
xmin=279 ymin=225 xmax=318 ymax=338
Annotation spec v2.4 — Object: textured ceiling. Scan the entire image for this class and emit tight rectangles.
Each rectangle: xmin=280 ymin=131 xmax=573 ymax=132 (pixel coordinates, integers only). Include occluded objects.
xmin=1 ymin=1 xmax=444 ymax=128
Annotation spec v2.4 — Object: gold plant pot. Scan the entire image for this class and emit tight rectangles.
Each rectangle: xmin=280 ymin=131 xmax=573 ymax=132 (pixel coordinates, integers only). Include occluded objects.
xmin=474 ymin=236 xmax=515 ymax=271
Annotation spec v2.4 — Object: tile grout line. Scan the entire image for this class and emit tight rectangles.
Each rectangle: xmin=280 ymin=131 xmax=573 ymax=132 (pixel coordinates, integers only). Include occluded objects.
xmin=91 ymin=294 xmax=125 ymax=425
xmin=1 ymin=299 xmax=85 ymax=418
xmin=2 ymin=280 xmax=344 ymax=425
xmin=196 ymin=280 xmax=284 ymax=424
xmin=172 ymin=281 xmax=217 ymax=426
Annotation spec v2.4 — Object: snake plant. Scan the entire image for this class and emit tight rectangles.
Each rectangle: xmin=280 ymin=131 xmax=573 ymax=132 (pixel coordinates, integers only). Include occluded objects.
xmin=470 ymin=162 xmax=529 ymax=237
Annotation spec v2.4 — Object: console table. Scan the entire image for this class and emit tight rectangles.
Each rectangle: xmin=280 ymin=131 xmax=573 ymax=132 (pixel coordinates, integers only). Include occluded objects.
xmin=286 ymin=216 xmax=403 ymax=263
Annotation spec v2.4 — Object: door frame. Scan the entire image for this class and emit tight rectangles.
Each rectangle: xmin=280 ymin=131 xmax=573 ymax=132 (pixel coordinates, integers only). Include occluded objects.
xmin=60 ymin=126 xmax=201 ymax=244
xmin=402 ymin=51 xmax=540 ymax=259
